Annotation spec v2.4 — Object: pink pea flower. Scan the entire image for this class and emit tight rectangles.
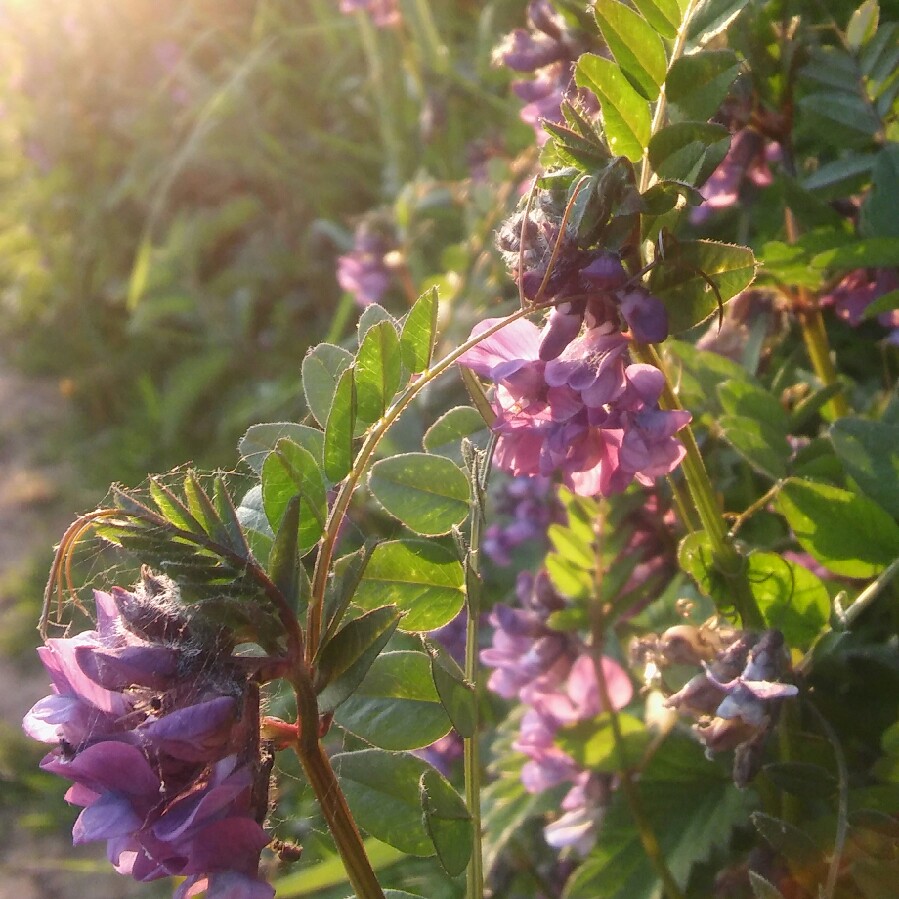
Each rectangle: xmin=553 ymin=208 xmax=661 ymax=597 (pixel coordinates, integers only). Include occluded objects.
xmin=458 ymin=318 xmax=689 ymax=497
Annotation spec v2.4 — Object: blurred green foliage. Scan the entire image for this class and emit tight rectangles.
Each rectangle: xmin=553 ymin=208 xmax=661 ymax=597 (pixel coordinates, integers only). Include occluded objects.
xmin=0 ymin=0 xmax=524 ymax=487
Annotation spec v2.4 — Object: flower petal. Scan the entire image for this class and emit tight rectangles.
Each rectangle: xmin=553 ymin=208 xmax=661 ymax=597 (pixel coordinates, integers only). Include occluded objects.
xmin=457 ymin=318 xmax=541 ymax=376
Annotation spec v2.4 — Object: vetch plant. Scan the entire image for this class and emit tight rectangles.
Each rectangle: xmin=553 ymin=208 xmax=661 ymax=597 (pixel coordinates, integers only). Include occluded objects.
xmin=21 ymin=1 xmax=899 ymax=898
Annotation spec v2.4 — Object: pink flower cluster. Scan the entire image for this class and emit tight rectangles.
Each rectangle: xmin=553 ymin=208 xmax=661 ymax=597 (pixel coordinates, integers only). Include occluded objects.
xmin=458 ymin=317 xmax=690 ymax=496
xmin=23 ymin=580 xmax=274 ymax=899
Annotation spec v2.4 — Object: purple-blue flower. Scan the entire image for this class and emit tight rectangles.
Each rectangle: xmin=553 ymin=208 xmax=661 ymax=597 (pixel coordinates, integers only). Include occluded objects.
xmin=483 ymin=474 xmax=559 ymax=567
xmin=664 ymin=629 xmax=798 ymax=786
xmin=23 ymin=579 xmax=274 ymax=899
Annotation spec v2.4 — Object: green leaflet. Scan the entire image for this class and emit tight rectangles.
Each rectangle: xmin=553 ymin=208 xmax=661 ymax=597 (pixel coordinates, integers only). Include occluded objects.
xmin=333 ymin=650 xmax=452 ymax=750
xmin=353 ymin=539 xmax=466 ymax=632
xmin=576 ymin=53 xmax=651 ymax=162
xmin=316 ymin=606 xmax=402 ymax=712
xmin=400 ymin=287 xmax=438 ymax=373
xmin=562 ymin=736 xmax=755 ymax=898
xmin=368 ymin=452 xmax=470 ymax=536
xmin=666 ymin=50 xmax=741 ymax=121
xmin=261 ymin=438 xmax=327 ymax=555
xmin=323 ymin=367 xmax=356 ymax=483
xmin=593 ymin=0 xmax=667 ymax=101
xmin=333 ymin=749 xmax=469 ymax=863
xmin=746 ymin=552 xmax=830 ymax=650
xmin=355 ymin=319 xmax=403 ymax=426
xmin=302 ymin=343 xmax=354 ymax=427
xmin=648 ymin=239 xmax=756 ymax=334
xmin=776 ymin=478 xmax=899 ymax=578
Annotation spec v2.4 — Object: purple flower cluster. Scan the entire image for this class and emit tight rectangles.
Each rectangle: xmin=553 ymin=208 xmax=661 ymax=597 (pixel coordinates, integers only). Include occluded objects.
xmin=495 ymin=191 xmax=670 ymax=348
xmin=483 ymin=474 xmax=560 ymax=566
xmin=664 ymin=629 xmax=797 ymax=787
xmin=336 ymin=222 xmax=396 ymax=307
xmin=339 ymin=0 xmax=400 ymax=28
xmin=493 ymin=0 xmax=595 ymax=145
xmin=482 ymin=572 xmax=633 ymax=851
xmin=821 ymin=267 xmax=899 ymax=344
xmin=482 ymin=572 xmax=579 ymax=703
xmin=458 ymin=316 xmax=689 ymax=496
xmin=23 ymin=577 xmax=274 ymax=899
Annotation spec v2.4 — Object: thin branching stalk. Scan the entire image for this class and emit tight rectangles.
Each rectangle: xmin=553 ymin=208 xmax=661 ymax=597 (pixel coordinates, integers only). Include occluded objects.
xmin=463 ymin=443 xmax=491 ymax=899
xmin=590 ymin=505 xmax=685 ymax=899
xmin=804 ymin=701 xmax=849 ymax=899
xmin=307 ymin=302 xmax=552 ymax=658
xmin=727 ymin=480 xmax=785 ymax=538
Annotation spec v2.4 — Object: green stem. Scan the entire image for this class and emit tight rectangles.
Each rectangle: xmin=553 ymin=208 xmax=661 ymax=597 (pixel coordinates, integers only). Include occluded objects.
xmin=631 ymin=0 xmax=762 ymax=629
xmin=291 ymin=671 xmax=385 ymax=899
xmin=638 ymin=0 xmax=700 ymax=195
xmin=407 ymin=0 xmax=449 ymax=75
xmin=464 ymin=577 xmax=484 ymax=899
xmin=461 ymin=440 xmax=491 ymax=899
xmin=796 ymin=297 xmax=851 ymax=419
xmin=595 ymin=663 xmax=685 ymax=899
xmin=776 ymin=701 xmax=802 ymax=826
xmin=633 ymin=344 xmax=764 ymax=629
xmin=783 ymin=192 xmax=850 ymax=421
xmin=356 ymin=12 xmax=404 ymax=193
xmin=667 ymin=474 xmax=700 ymax=533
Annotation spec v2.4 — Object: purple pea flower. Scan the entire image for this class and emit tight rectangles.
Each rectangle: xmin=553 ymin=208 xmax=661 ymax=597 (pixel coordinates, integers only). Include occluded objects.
xmin=336 ymin=224 xmax=396 ymax=307
xmin=544 ymin=772 xmax=609 ymax=854
xmin=23 ymin=578 xmax=274 ymax=899
xmin=665 ymin=629 xmax=797 ymax=786
xmin=820 ymin=268 xmax=899 ymax=343
xmin=494 ymin=1 xmax=595 ymax=146
xmin=339 ymin=0 xmax=400 ymax=28
xmin=515 ymin=653 xmax=633 ymax=793
xmin=618 ymin=287 xmax=669 ymax=344
xmin=483 ymin=474 xmax=559 ymax=567
xmin=691 ymin=129 xmax=778 ymax=225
